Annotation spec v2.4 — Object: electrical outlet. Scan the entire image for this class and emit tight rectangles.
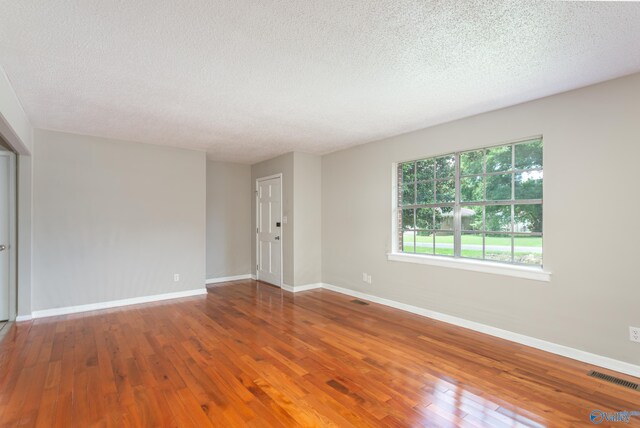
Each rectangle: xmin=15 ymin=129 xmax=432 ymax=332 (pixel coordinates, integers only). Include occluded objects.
xmin=174 ymin=274 xmax=180 ymax=282
xmin=630 ymin=326 xmax=640 ymax=343
xmin=362 ymin=272 xmax=368 ymax=282
xmin=367 ymin=275 xmax=372 ymax=284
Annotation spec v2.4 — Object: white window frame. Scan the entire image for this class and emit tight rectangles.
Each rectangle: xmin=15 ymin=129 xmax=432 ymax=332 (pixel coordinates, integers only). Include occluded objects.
xmin=388 ymin=137 xmax=551 ymax=282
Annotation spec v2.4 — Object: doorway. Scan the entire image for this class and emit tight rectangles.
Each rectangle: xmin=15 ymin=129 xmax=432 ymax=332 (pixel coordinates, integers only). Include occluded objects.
xmin=256 ymin=174 xmax=283 ymax=287
xmin=0 ymin=149 xmax=16 ymax=322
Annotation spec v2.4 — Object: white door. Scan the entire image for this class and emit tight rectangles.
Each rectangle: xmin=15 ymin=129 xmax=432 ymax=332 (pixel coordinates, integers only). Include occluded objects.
xmin=256 ymin=176 xmax=282 ymax=287
xmin=0 ymin=154 xmax=9 ymax=320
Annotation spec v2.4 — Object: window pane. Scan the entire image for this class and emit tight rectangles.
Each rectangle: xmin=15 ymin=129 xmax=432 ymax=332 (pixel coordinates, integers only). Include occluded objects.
xmin=436 ymin=155 xmax=455 ymax=178
xmin=434 ymin=232 xmax=454 ymax=256
xmin=515 ymin=171 xmax=543 ymax=200
xmin=398 ymin=140 xmax=541 ymax=266
xmin=514 ymin=204 xmax=542 ymax=233
xmin=486 ymin=173 xmax=512 ymax=200
xmin=460 ymin=150 xmax=483 ymax=175
xmin=416 ymin=159 xmax=434 ymax=181
xmin=402 ymin=208 xmax=415 ymax=230
xmin=416 ymin=208 xmax=434 ymax=229
xmin=461 ymin=206 xmax=483 ymax=231
xmin=416 ymin=181 xmax=434 ymax=204
xmin=402 ymin=162 xmax=415 ymax=183
xmin=434 ymin=206 xmax=454 ymax=230
xmin=485 ymin=205 xmax=511 ymax=232
xmin=461 ymin=233 xmax=483 ymax=259
xmin=515 ymin=139 xmax=543 ymax=170
xmin=436 ymin=179 xmax=455 ymax=203
xmin=486 ymin=145 xmax=512 ymax=172
xmin=402 ymin=183 xmax=415 ymax=205
xmin=461 ymin=175 xmax=484 ymax=202
xmin=485 ymin=233 xmax=512 ymax=262
xmin=514 ymin=235 xmax=542 ymax=265
xmin=416 ymin=231 xmax=434 ymax=254
xmin=402 ymin=231 xmax=415 ymax=253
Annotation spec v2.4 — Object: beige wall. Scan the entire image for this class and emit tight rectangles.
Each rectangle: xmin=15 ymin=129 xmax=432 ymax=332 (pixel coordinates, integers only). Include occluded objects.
xmin=206 ymin=161 xmax=251 ymax=279
xmin=17 ymin=155 xmax=32 ymax=316
xmin=322 ymin=73 xmax=640 ymax=365
xmin=250 ymin=152 xmax=322 ymax=287
xmin=32 ymin=130 xmax=206 ymax=311
xmin=251 ymin=153 xmax=294 ymax=285
xmin=293 ymin=152 xmax=322 ymax=285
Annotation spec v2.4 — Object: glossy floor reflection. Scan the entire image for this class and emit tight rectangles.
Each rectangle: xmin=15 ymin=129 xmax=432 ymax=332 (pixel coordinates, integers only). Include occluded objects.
xmin=0 ymin=280 xmax=638 ymax=427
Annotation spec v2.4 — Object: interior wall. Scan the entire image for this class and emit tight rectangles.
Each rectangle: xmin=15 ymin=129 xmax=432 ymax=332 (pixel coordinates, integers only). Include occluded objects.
xmin=17 ymin=155 xmax=31 ymax=316
xmin=206 ymin=161 xmax=251 ymax=279
xmin=322 ymin=72 xmax=640 ymax=366
xmin=251 ymin=152 xmax=294 ymax=285
xmin=293 ymin=152 xmax=322 ymax=286
xmin=32 ymin=130 xmax=206 ymax=311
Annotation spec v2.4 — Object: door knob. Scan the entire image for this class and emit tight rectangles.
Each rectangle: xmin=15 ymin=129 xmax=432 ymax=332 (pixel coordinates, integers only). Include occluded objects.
xmin=274 ymin=236 xmax=280 ymax=240
xmin=0 ymin=245 xmax=6 ymax=251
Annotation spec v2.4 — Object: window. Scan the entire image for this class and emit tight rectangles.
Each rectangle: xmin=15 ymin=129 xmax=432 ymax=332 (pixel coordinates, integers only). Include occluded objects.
xmin=396 ymin=137 xmax=543 ymax=266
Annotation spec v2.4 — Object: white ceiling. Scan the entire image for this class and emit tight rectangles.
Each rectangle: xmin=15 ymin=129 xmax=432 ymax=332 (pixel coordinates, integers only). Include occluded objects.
xmin=1 ymin=1 xmax=640 ymax=164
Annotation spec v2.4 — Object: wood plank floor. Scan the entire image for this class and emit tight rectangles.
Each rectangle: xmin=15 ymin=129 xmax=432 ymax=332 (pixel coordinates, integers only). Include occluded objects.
xmin=1 ymin=280 xmax=638 ymax=427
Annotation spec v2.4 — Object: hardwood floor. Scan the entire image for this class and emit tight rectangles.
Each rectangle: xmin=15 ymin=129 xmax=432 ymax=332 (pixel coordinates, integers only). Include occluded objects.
xmin=1 ymin=280 xmax=638 ymax=427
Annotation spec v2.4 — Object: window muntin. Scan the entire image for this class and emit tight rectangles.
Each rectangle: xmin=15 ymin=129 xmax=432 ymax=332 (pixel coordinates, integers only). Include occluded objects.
xmin=397 ymin=138 xmax=543 ymax=266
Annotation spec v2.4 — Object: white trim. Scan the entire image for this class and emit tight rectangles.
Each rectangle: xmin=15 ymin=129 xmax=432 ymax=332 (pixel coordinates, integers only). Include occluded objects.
xmin=320 ymin=283 xmax=640 ymax=378
xmin=281 ymin=283 xmax=323 ymax=293
xmin=30 ymin=288 xmax=207 ymax=319
xmin=251 ymin=274 xmax=257 ymax=280
xmin=391 ymin=163 xmax=399 ymax=254
xmin=206 ymin=274 xmax=252 ymax=285
xmin=255 ymin=173 xmax=282 ymax=182
xmin=15 ymin=314 xmax=31 ymax=322
xmin=387 ymin=252 xmax=551 ymax=282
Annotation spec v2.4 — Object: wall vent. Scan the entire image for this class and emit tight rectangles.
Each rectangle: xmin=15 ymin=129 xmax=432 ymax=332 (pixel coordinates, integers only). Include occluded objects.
xmin=588 ymin=371 xmax=638 ymax=390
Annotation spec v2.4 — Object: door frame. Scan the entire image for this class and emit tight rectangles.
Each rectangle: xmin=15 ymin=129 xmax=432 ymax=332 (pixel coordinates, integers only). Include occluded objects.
xmin=0 ymin=150 xmax=16 ymax=321
xmin=255 ymin=173 xmax=284 ymax=288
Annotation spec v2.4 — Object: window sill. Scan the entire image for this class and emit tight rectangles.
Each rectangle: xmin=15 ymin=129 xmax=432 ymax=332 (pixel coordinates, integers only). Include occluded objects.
xmin=386 ymin=252 xmax=551 ymax=282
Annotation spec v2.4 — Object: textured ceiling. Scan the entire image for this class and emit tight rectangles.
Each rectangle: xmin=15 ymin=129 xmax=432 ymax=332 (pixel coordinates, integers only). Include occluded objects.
xmin=1 ymin=1 xmax=640 ymax=163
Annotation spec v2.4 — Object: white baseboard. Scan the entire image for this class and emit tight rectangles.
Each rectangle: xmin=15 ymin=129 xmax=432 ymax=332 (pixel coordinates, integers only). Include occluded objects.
xmin=320 ymin=283 xmax=640 ymax=379
xmin=206 ymin=274 xmax=252 ymax=285
xmin=282 ymin=283 xmax=323 ymax=293
xmin=30 ymin=288 xmax=207 ymax=319
xmin=16 ymin=277 xmax=640 ymax=378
